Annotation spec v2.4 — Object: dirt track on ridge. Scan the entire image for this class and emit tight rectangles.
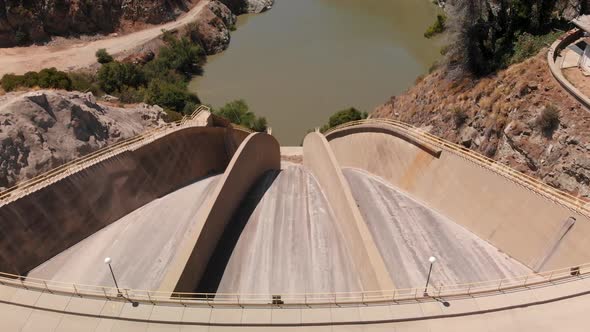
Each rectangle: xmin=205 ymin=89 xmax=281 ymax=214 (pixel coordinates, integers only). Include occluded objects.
xmin=0 ymin=0 xmax=210 ymax=77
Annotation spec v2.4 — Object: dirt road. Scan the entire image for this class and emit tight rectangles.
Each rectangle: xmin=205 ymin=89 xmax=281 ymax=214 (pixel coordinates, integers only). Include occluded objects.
xmin=0 ymin=0 xmax=210 ymax=76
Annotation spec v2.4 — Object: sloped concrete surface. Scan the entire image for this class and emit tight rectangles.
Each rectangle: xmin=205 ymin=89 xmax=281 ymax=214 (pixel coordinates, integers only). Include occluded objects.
xmin=28 ymin=175 xmax=221 ymax=290
xmin=343 ymin=168 xmax=531 ymax=289
xmin=208 ymin=165 xmax=364 ymax=294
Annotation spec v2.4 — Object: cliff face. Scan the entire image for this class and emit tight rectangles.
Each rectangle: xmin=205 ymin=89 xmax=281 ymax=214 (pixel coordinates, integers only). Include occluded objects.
xmin=0 ymin=90 xmax=164 ymax=189
xmin=0 ymin=0 xmax=196 ymax=47
xmin=219 ymin=0 xmax=273 ymax=14
xmin=190 ymin=0 xmax=236 ymax=54
xmin=373 ymin=51 xmax=590 ymax=198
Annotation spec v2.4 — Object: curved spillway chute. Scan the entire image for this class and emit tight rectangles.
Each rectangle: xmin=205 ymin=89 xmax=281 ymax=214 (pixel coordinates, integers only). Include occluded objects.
xmin=0 ymin=108 xmax=249 ymax=277
xmin=161 ymin=132 xmax=281 ymax=294
xmin=324 ymin=119 xmax=590 ymax=272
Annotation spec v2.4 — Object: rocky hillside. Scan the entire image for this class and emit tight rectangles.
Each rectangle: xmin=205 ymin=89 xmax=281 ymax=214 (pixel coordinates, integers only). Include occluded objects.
xmin=0 ymin=90 xmax=164 ymax=189
xmin=219 ymin=0 xmax=273 ymax=14
xmin=373 ymin=51 xmax=590 ymax=199
xmin=190 ymin=0 xmax=236 ymax=54
xmin=0 ymin=0 xmax=198 ymax=47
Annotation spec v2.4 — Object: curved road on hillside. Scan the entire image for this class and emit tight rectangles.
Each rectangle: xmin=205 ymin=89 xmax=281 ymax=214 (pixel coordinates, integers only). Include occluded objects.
xmin=0 ymin=0 xmax=210 ymax=77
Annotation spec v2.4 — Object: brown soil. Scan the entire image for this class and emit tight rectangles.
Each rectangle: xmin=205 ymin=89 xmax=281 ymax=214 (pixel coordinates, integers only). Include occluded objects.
xmin=373 ymin=51 xmax=590 ymax=198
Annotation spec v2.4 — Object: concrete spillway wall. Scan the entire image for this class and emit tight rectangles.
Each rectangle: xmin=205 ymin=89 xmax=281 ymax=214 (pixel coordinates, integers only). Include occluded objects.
xmin=0 ymin=126 xmax=244 ymax=276
xmin=303 ymin=132 xmax=394 ymax=291
xmin=326 ymin=124 xmax=590 ymax=271
xmin=162 ymin=132 xmax=281 ymax=293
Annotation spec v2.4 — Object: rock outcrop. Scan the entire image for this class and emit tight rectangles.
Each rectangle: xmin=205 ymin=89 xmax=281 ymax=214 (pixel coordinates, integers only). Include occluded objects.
xmin=219 ymin=0 xmax=273 ymax=14
xmin=189 ymin=0 xmax=236 ymax=54
xmin=0 ymin=0 xmax=197 ymax=47
xmin=0 ymin=90 xmax=165 ymax=189
xmin=373 ymin=51 xmax=590 ymax=198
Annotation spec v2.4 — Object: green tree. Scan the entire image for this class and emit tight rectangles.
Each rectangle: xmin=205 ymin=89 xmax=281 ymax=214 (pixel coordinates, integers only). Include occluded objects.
xmin=144 ymin=35 xmax=206 ymax=80
xmin=36 ymin=68 xmax=72 ymax=90
xmin=145 ymin=79 xmax=200 ymax=113
xmin=215 ymin=100 xmax=256 ymax=126
xmin=424 ymin=14 xmax=447 ymax=38
xmin=95 ymin=49 xmax=114 ymax=64
xmin=447 ymin=0 xmax=566 ymax=76
xmin=97 ymin=62 xmax=145 ymax=94
xmin=0 ymin=74 xmax=24 ymax=91
xmin=214 ymin=100 xmax=268 ymax=132
xmin=321 ymin=108 xmax=368 ymax=132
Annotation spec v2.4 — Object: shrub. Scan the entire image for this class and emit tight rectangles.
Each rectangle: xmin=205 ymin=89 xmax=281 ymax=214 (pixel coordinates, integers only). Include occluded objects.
xmin=321 ymin=108 xmax=368 ymax=132
xmin=181 ymin=101 xmax=199 ymax=115
xmin=536 ymin=105 xmax=560 ymax=133
xmin=163 ymin=109 xmax=184 ymax=123
xmin=69 ymin=72 xmax=101 ymax=95
xmin=451 ymin=107 xmax=468 ymax=127
xmin=118 ymin=86 xmax=145 ymax=103
xmin=215 ymin=99 xmax=256 ymax=126
xmin=148 ymin=35 xmax=206 ymax=79
xmin=1 ymin=74 xmax=24 ymax=91
xmin=96 ymin=49 xmax=114 ymax=64
xmin=252 ymin=116 xmax=268 ymax=132
xmin=145 ymin=79 xmax=200 ymax=113
xmin=98 ymin=62 xmax=145 ymax=93
xmin=510 ymin=31 xmax=562 ymax=65
xmin=213 ymin=99 xmax=268 ymax=131
xmin=424 ymin=14 xmax=446 ymax=38
xmin=36 ymin=68 xmax=72 ymax=90
xmin=1 ymin=68 xmax=71 ymax=91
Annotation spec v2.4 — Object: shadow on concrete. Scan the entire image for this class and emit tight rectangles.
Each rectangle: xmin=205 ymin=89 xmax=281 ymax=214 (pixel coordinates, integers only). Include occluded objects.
xmin=195 ymin=170 xmax=281 ymax=293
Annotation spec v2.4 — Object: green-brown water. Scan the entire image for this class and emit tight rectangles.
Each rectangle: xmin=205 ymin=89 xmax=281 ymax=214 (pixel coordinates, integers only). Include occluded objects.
xmin=190 ymin=0 xmax=441 ymax=144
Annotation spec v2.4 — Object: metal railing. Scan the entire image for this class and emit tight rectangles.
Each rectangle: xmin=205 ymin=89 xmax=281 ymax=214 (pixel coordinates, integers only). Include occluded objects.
xmin=323 ymin=118 xmax=590 ymax=218
xmin=1 ymin=117 xmax=589 ymax=307
xmin=0 ymin=105 xmax=211 ymax=207
xmin=0 ymin=262 xmax=588 ymax=307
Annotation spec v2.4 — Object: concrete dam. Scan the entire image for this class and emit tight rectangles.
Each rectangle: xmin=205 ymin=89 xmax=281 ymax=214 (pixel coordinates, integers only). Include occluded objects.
xmin=1 ymin=108 xmax=590 ymax=331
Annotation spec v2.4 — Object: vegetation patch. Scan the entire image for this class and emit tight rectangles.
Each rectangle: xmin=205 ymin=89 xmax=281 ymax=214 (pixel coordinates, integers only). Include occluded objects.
xmin=212 ymin=99 xmax=268 ymax=132
xmin=1 ymin=68 xmax=72 ymax=91
xmin=451 ymin=107 xmax=468 ymax=128
xmin=446 ymin=0 xmax=572 ymax=76
xmin=320 ymin=108 xmax=368 ymax=132
xmin=536 ymin=104 xmax=560 ymax=135
xmin=0 ymin=32 xmax=268 ymax=131
xmin=424 ymin=14 xmax=447 ymax=38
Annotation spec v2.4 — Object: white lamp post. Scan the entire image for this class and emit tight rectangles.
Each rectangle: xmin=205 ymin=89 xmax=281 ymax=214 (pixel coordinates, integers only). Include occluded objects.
xmin=424 ymin=256 xmax=437 ymax=296
xmin=104 ymin=257 xmax=122 ymax=295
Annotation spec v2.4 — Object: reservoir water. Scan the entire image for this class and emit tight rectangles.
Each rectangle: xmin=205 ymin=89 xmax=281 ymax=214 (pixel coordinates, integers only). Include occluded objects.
xmin=190 ymin=0 xmax=441 ymax=144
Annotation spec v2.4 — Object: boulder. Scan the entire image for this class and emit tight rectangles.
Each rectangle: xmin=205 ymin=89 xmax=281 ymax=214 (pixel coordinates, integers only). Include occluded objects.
xmin=0 ymin=90 xmax=164 ymax=189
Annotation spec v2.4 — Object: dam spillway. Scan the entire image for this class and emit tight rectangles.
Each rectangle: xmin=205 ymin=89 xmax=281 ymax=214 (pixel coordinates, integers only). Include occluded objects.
xmin=3 ymin=111 xmax=590 ymax=330
xmin=199 ymin=165 xmax=364 ymax=295
xmin=343 ymin=167 xmax=531 ymax=289
xmin=28 ymin=175 xmax=221 ymax=290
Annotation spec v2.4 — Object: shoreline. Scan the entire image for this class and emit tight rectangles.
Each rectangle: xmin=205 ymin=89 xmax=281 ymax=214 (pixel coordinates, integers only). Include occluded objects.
xmin=0 ymin=0 xmax=272 ymax=77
